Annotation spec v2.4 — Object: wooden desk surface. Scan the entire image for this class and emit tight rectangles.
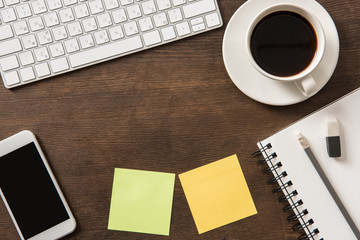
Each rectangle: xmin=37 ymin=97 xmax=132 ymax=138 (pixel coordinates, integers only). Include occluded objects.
xmin=0 ymin=0 xmax=359 ymax=239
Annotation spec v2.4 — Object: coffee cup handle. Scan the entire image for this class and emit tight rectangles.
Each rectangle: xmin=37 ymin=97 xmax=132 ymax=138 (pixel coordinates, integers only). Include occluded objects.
xmin=295 ymin=75 xmax=318 ymax=97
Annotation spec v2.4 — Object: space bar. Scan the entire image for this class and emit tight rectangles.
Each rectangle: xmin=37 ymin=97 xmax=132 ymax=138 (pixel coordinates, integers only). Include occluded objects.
xmin=69 ymin=36 xmax=143 ymax=68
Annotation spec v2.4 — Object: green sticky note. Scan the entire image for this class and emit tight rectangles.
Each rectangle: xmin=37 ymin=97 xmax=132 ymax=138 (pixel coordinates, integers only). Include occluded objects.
xmin=108 ymin=168 xmax=175 ymax=236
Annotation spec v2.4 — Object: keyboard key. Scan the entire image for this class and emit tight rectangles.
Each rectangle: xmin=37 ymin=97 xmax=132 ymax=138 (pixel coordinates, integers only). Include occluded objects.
xmin=0 ymin=39 xmax=22 ymax=57
xmin=49 ymin=42 xmax=65 ymax=57
xmin=205 ymin=12 xmax=220 ymax=27
xmin=109 ymin=26 xmax=124 ymax=40
xmin=153 ymin=13 xmax=168 ymax=27
xmin=59 ymin=8 xmax=75 ymax=23
xmin=34 ymin=62 xmax=50 ymax=77
xmin=141 ymin=0 xmax=156 ymax=15
xmin=97 ymin=12 xmax=112 ymax=28
xmin=63 ymin=0 xmax=77 ymax=6
xmin=5 ymin=0 xmax=19 ymax=6
xmin=168 ymin=8 xmax=182 ymax=23
xmin=127 ymin=5 xmax=141 ymax=19
xmin=120 ymin=0 xmax=133 ymax=6
xmin=143 ymin=30 xmax=161 ymax=46
xmin=192 ymin=22 xmax=205 ymax=32
xmin=46 ymin=0 xmax=62 ymax=10
xmin=89 ymin=0 xmax=104 ymax=14
xmin=52 ymin=25 xmax=68 ymax=40
xmin=94 ymin=29 xmax=109 ymax=44
xmin=28 ymin=16 xmax=45 ymax=31
xmin=34 ymin=47 xmax=50 ymax=61
xmin=37 ymin=29 xmax=53 ymax=44
xmin=82 ymin=17 xmax=98 ymax=32
xmin=161 ymin=26 xmax=175 ymax=41
xmin=64 ymin=38 xmax=80 ymax=53
xmin=176 ymin=21 xmax=190 ymax=36
xmin=20 ymin=66 xmax=35 ymax=81
xmin=13 ymin=20 xmax=29 ymax=35
xmin=103 ymin=0 xmax=119 ymax=10
xmin=74 ymin=4 xmax=89 ymax=19
xmin=156 ymin=0 xmax=171 ymax=10
xmin=190 ymin=17 xmax=204 ymax=26
xmin=0 ymin=8 xmax=17 ymax=22
xmin=19 ymin=51 xmax=35 ymax=65
xmin=183 ymin=0 xmax=216 ymax=18
xmin=79 ymin=34 xmax=95 ymax=49
xmin=22 ymin=34 xmax=38 ymax=49
xmin=50 ymin=57 xmax=69 ymax=73
xmin=139 ymin=17 xmax=153 ymax=32
xmin=172 ymin=0 xmax=185 ymax=6
xmin=0 ymin=25 xmax=13 ymax=40
xmin=124 ymin=21 xmax=138 ymax=36
xmin=67 ymin=22 xmax=83 ymax=36
xmin=112 ymin=9 xmax=127 ymax=23
xmin=69 ymin=36 xmax=143 ymax=67
xmin=44 ymin=12 xmax=60 ymax=27
xmin=31 ymin=0 xmax=47 ymax=14
xmin=3 ymin=71 xmax=20 ymax=86
xmin=16 ymin=3 xmax=32 ymax=18
xmin=0 ymin=55 xmax=19 ymax=71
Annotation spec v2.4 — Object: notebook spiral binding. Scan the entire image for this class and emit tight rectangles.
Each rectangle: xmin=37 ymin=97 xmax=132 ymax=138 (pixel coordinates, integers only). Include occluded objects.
xmin=253 ymin=143 xmax=324 ymax=240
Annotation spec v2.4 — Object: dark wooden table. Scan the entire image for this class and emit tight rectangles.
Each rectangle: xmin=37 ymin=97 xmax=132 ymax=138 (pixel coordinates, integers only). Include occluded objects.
xmin=0 ymin=0 xmax=359 ymax=239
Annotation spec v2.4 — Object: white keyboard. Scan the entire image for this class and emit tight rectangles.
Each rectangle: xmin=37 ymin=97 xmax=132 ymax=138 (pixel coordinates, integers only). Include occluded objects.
xmin=0 ymin=0 xmax=222 ymax=88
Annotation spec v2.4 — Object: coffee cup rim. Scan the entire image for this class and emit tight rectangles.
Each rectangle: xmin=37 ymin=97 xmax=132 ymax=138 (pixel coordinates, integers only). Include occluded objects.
xmin=246 ymin=3 xmax=326 ymax=82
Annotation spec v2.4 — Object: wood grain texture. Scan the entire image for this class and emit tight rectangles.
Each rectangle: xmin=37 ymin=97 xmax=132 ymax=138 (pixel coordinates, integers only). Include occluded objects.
xmin=0 ymin=0 xmax=359 ymax=239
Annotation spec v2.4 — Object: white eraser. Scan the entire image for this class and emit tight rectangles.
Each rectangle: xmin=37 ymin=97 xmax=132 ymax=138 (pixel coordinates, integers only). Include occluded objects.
xmin=327 ymin=117 xmax=339 ymax=137
xmin=326 ymin=117 xmax=341 ymax=157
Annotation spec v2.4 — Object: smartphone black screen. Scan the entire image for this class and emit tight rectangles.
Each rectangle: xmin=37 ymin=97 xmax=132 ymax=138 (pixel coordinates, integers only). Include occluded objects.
xmin=0 ymin=142 xmax=70 ymax=239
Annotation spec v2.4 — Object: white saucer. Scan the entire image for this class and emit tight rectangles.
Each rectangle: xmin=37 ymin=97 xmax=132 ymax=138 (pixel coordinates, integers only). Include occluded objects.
xmin=222 ymin=0 xmax=339 ymax=106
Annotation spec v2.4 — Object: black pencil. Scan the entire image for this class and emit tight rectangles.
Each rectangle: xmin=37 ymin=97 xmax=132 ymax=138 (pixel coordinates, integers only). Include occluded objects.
xmin=297 ymin=133 xmax=360 ymax=239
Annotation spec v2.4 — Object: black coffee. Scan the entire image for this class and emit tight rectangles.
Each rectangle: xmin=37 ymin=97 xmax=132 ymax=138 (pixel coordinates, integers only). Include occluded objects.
xmin=250 ymin=11 xmax=317 ymax=77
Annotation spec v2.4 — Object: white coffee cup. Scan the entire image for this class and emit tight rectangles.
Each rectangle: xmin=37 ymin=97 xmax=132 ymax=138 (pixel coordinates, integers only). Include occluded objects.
xmin=246 ymin=4 xmax=326 ymax=97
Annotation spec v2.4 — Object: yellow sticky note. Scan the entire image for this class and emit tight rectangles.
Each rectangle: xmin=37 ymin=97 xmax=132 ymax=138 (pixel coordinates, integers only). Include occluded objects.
xmin=179 ymin=154 xmax=257 ymax=234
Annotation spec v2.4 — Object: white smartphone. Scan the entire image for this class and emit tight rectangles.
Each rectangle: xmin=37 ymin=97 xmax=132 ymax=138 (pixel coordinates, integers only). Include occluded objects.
xmin=0 ymin=130 xmax=76 ymax=240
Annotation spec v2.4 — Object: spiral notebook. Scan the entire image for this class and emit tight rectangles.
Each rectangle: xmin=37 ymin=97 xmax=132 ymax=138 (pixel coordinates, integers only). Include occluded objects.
xmin=255 ymin=88 xmax=360 ymax=240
